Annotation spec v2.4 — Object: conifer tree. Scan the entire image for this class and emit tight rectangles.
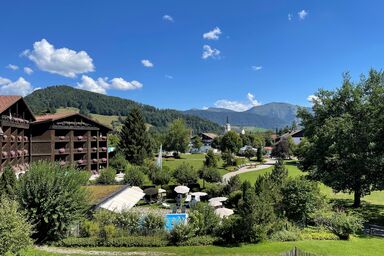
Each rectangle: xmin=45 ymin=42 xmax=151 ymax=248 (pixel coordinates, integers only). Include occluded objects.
xmin=118 ymin=107 xmax=151 ymax=165
xmin=0 ymin=167 xmax=17 ymax=199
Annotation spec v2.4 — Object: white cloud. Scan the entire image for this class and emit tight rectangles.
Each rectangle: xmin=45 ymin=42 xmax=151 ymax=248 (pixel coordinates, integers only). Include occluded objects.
xmin=163 ymin=15 xmax=174 ymax=22
xmin=76 ymin=75 xmax=143 ymax=94
xmin=141 ymin=59 xmax=154 ymax=68
xmin=6 ymin=64 xmax=19 ymax=70
xmin=252 ymin=65 xmax=263 ymax=71
xmin=165 ymin=74 xmax=173 ymax=79
xmin=202 ymin=45 xmax=221 ymax=59
xmin=76 ymin=75 xmax=108 ymax=94
xmin=23 ymin=39 xmax=94 ymax=78
xmin=202 ymin=106 xmax=209 ymax=110
xmin=0 ymin=77 xmax=33 ymax=96
xmin=203 ymin=27 xmax=222 ymax=40
xmin=307 ymin=95 xmax=319 ymax=104
xmin=214 ymin=93 xmax=261 ymax=112
xmin=110 ymin=78 xmax=143 ymax=90
xmin=24 ymin=67 xmax=33 ymax=75
xmin=298 ymin=10 xmax=308 ymax=20
xmin=288 ymin=13 xmax=293 ymax=21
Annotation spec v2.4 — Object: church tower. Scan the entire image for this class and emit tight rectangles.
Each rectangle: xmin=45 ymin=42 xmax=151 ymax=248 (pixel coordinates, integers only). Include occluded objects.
xmin=224 ymin=116 xmax=231 ymax=133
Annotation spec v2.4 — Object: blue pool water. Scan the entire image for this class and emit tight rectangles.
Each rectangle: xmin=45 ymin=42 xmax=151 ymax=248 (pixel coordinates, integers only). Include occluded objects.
xmin=165 ymin=213 xmax=188 ymax=231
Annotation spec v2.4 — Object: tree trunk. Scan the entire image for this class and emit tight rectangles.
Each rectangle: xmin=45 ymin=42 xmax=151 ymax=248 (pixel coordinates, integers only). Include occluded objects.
xmin=353 ymin=189 xmax=361 ymax=208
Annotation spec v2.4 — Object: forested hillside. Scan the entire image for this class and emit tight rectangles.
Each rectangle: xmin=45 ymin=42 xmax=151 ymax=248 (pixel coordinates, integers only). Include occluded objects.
xmin=24 ymin=86 xmax=223 ymax=133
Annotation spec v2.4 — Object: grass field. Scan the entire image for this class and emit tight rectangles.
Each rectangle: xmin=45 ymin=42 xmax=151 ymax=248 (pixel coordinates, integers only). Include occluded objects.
xmin=28 ymin=236 xmax=384 ymax=256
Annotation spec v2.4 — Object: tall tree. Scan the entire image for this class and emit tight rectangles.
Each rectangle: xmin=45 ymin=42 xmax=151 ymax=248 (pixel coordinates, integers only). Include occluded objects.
xmin=220 ymin=130 xmax=242 ymax=153
xmin=297 ymin=70 xmax=384 ymax=207
xmin=192 ymin=136 xmax=203 ymax=150
xmin=163 ymin=119 xmax=191 ymax=157
xmin=118 ymin=107 xmax=151 ymax=165
xmin=0 ymin=167 xmax=17 ymax=199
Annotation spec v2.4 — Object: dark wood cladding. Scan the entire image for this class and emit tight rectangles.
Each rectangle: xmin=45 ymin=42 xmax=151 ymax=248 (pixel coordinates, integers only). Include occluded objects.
xmin=0 ymin=96 xmax=111 ymax=174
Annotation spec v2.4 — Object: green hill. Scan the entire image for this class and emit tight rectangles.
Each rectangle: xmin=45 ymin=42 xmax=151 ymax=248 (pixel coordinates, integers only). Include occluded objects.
xmin=24 ymin=86 xmax=223 ymax=134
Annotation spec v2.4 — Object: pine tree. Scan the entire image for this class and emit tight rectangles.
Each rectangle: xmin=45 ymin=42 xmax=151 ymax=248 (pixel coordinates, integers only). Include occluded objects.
xmin=118 ymin=107 xmax=151 ymax=165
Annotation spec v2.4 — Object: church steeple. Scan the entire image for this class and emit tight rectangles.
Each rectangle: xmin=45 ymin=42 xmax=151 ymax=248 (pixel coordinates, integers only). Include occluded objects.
xmin=224 ymin=116 xmax=231 ymax=133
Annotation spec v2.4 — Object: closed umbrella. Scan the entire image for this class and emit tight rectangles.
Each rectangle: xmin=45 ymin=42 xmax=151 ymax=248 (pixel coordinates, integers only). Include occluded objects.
xmin=174 ymin=185 xmax=190 ymax=194
xmin=215 ymin=207 xmax=234 ymax=218
xmin=208 ymin=197 xmax=228 ymax=202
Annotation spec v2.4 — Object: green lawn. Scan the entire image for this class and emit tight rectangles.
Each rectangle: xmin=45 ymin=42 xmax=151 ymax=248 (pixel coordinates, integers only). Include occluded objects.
xmin=162 ymin=153 xmax=206 ymax=171
xmin=28 ymin=237 xmax=384 ymax=256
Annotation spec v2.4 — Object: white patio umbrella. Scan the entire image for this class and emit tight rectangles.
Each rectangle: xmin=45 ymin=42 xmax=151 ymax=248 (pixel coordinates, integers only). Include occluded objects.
xmin=174 ymin=185 xmax=190 ymax=194
xmin=191 ymin=192 xmax=208 ymax=197
xmin=208 ymin=197 xmax=228 ymax=202
xmin=158 ymin=188 xmax=167 ymax=194
xmin=215 ymin=207 xmax=234 ymax=218
xmin=208 ymin=201 xmax=223 ymax=207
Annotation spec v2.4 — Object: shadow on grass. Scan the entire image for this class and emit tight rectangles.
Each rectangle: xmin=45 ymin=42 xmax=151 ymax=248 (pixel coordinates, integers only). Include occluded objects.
xmin=331 ymin=199 xmax=384 ymax=226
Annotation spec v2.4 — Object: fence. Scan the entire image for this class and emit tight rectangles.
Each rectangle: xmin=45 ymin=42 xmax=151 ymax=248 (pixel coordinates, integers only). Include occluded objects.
xmin=281 ymin=247 xmax=316 ymax=256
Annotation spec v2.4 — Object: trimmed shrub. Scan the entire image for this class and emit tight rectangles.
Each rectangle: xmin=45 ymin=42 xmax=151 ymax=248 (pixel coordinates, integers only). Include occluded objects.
xmin=177 ymin=235 xmax=217 ymax=246
xmin=0 ymin=197 xmax=32 ymax=255
xmin=96 ymin=168 xmax=116 ymax=185
xmin=57 ymin=236 xmax=168 ymax=247
xmin=301 ymin=227 xmax=339 ymax=240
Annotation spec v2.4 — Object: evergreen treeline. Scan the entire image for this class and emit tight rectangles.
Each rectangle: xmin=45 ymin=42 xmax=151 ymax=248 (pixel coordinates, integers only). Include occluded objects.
xmin=24 ymin=85 xmax=223 ymax=133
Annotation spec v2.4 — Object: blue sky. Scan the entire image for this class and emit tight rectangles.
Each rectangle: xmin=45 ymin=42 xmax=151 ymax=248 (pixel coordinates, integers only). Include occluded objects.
xmin=1 ymin=1 xmax=384 ymax=111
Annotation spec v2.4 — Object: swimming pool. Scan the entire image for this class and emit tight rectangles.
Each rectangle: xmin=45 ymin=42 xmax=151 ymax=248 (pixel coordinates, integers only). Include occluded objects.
xmin=165 ymin=213 xmax=188 ymax=231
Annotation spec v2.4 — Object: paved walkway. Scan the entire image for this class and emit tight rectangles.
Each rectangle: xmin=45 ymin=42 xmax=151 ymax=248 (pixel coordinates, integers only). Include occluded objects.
xmin=222 ymin=159 xmax=277 ymax=183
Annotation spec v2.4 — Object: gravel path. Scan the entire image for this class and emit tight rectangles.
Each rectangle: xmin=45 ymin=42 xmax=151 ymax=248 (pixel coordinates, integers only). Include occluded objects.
xmin=38 ymin=246 xmax=175 ymax=256
xmin=222 ymin=159 xmax=277 ymax=183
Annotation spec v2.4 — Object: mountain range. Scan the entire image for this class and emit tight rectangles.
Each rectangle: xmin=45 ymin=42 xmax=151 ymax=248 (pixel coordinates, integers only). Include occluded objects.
xmin=24 ymin=85 xmax=306 ymax=132
xmin=184 ymin=102 xmax=307 ymax=129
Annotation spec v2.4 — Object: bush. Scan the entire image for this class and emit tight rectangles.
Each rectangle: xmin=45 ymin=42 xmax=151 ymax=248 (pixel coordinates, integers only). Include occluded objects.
xmin=96 ymin=168 xmax=116 ymax=184
xmin=0 ymin=197 xmax=32 ymax=255
xmin=57 ymin=236 xmax=168 ymax=247
xmin=281 ymin=177 xmax=325 ymax=224
xmin=173 ymin=162 xmax=198 ymax=185
xmin=204 ymin=182 xmax=225 ymax=197
xmin=215 ymin=215 xmax=243 ymax=244
xmin=198 ymin=167 xmax=222 ymax=183
xmin=109 ymin=152 xmax=129 ymax=173
xmin=115 ymin=211 xmax=141 ymax=235
xmin=0 ymin=167 xmax=17 ymax=199
xmin=80 ymin=220 xmax=100 ymax=237
xmin=17 ymin=161 xmax=89 ymax=243
xmin=150 ymin=166 xmax=171 ymax=186
xmin=177 ymin=235 xmax=216 ymax=246
xmin=235 ymin=158 xmax=247 ymax=166
xmin=123 ymin=166 xmax=145 ymax=186
xmin=141 ymin=213 xmax=165 ymax=236
xmin=270 ymin=224 xmax=302 ymax=242
xmin=189 ymin=202 xmax=220 ymax=236
xmin=223 ymin=175 xmax=241 ymax=194
xmin=169 ymin=223 xmax=194 ymax=245
xmin=313 ymin=210 xmax=363 ymax=240
xmin=301 ymin=227 xmax=339 ymax=240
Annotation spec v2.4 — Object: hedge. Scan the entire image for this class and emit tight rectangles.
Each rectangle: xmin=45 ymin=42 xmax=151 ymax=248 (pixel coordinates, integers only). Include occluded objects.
xmin=56 ymin=236 xmax=168 ymax=247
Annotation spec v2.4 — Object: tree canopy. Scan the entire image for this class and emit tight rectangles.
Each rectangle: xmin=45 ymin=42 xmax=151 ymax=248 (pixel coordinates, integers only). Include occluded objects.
xmin=297 ymin=70 xmax=384 ymax=207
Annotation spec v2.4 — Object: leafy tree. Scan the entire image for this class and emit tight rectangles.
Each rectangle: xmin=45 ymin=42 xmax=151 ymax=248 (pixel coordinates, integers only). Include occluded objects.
xmin=211 ymin=136 xmax=222 ymax=149
xmin=96 ymin=168 xmax=116 ymax=185
xmin=198 ymin=167 xmax=222 ymax=187
xmin=244 ymin=147 xmax=257 ymax=160
xmin=173 ymin=162 xmax=198 ymax=185
xmin=107 ymin=133 xmax=120 ymax=147
xmin=164 ymin=119 xmax=191 ymax=156
xmin=220 ymin=130 xmax=242 ymax=153
xmin=0 ymin=167 xmax=17 ymax=199
xmin=118 ymin=107 xmax=151 ymax=165
xmin=0 ymin=196 xmax=32 ymax=255
xmin=271 ymin=136 xmax=295 ymax=159
xmin=124 ymin=166 xmax=145 ymax=187
xmin=149 ymin=166 xmax=171 ymax=186
xmin=281 ymin=177 xmax=325 ymax=224
xmin=223 ymin=175 xmax=241 ymax=195
xmin=297 ymin=70 xmax=384 ymax=207
xmin=204 ymin=149 xmax=218 ymax=168
xmin=221 ymin=151 xmax=235 ymax=166
xmin=192 ymin=136 xmax=203 ymax=150
xmin=17 ymin=161 xmax=89 ymax=243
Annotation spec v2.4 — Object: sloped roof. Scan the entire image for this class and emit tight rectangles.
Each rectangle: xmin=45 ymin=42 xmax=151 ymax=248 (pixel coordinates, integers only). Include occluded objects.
xmin=0 ymin=96 xmax=36 ymax=121
xmin=34 ymin=112 xmax=112 ymax=131
xmin=201 ymin=132 xmax=218 ymax=139
xmin=0 ymin=96 xmax=22 ymax=114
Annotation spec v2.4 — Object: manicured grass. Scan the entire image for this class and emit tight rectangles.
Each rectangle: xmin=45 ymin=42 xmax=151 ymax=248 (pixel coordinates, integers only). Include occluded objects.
xmin=29 ymin=237 xmax=384 ymax=256
xmin=85 ymin=185 xmax=123 ymax=204
xmin=162 ymin=154 xmax=205 ymax=171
